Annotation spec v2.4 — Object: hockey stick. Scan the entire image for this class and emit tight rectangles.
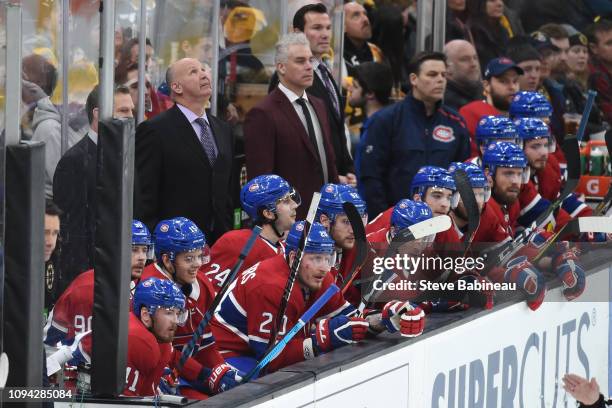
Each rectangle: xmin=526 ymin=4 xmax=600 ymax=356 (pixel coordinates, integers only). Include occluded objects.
xmin=593 ymin=128 xmax=612 ymax=216
xmin=532 ymin=216 xmax=612 ymax=263
xmin=453 ymin=169 xmax=480 ymax=255
xmin=357 ymin=215 xmax=452 ymax=312
xmin=0 ymin=353 xmax=7 ymax=389
xmin=177 ymin=225 xmax=263 ymax=370
xmin=576 ymin=90 xmax=597 ymax=142
xmin=266 ymin=193 xmax=322 ymax=350
xmin=338 ymin=202 xmax=369 ymax=293
xmin=241 ymin=283 xmax=340 ymax=383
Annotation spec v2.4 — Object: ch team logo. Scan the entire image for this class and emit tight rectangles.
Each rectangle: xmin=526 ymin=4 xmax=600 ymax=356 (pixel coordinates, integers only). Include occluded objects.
xmin=249 ymin=183 xmax=259 ymax=192
xmin=296 ymin=223 xmax=304 ymax=231
xmin=325 ymin=185 xmax=335 ymax=193
xmin=399 ymin=201 xmax=408 ymax=209
xmin=143 ymin=279 xmax=153 ymax=287
xmin=479 ymin=117 xmax=488 ymax=126
xmin=432 ymin=125 xmax=455 ymax=143
xmin=159 ymin=224 xmax=169 ymax=232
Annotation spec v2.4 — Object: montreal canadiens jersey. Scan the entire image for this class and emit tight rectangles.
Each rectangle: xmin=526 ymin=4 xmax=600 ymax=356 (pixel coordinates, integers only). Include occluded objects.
xmin=140 ymin=263 xmax=224 ymax=369
xmin=201 ymin=229 xmax=284 ymax=291
xmin=44 ymin=270 xmax=96 ymax=346
xmin=210 ymin=254 xmax=353 ymax=373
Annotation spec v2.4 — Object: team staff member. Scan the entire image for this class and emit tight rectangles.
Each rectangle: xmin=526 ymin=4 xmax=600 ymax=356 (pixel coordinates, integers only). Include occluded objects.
xmin=359 ymin=51 xmax=470 ymax=219
xmin=134 ymin=58 xmax=234 ymax=244
xmin=245 ymin=33 xmax=339 ymax=219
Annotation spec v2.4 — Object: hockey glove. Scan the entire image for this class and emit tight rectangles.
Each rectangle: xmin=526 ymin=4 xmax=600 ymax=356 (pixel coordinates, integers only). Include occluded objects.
xmin=553 ymin=243 xmax=586 ymax=301
xmin=381 ymin=300 xmax=425 ymax=337
xmin=418 ymin=300 xmax=470 ymax=314
xmin=456 ymin=274 xmax=495 ymax=309
xmin=312 ymin=315 xmax=368 ymax=353
xmin=46 ymin=330 xmax=91 ymax=376
xmin=199 ymin=363 xmax=242 ymax=394
xmin=504 ymin=256 xmax=546 ymax=311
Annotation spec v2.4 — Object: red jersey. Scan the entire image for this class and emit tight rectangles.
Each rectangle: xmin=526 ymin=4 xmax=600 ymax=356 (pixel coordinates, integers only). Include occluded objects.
xmin=44 ymin=270 xmax=95 ymax=345
xmin=366 ymin=207 xmax=393 ymax=234
xmin=75 ymin=314 xmax=203 ymax=397
xmin=210 ymin=254 xmax=353 ymax=373
xmin=140 ymin=264 xmax=224 ymax=369
xmin=201 ymin=229 xmax=284 ymax=291
xmin=458 ymin=100 xmax=501 ymax=157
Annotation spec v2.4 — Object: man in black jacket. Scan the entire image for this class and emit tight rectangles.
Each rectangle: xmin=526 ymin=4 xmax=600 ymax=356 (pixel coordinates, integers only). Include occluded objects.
xmin=443 ymin=39 xmax=483 ymax=110
xmin=53 ymin=85 xmax=134 ymax=291
xmin=134 ymin=59 xmax=234 ymax=244
xmin=268 ymin=3 xmax=355 ymax=186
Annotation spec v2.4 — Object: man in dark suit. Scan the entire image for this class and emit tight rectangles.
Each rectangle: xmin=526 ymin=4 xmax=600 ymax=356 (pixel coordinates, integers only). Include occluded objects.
xmin=245 ymin=33 xmax=339 ymax=219
xmin=53 ymin=85 xmax=135 ymax=291
xmin=134 ymin=58 xmax=234 ymax=243
xmin=268 ymin=3 xmax=355 ymax=186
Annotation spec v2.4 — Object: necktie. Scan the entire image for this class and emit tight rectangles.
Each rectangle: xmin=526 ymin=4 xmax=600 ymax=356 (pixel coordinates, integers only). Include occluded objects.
xmin=194 ymin=117 xmax=218 ymax=166
xmin=318 ymin=64 xmax=340 ymax=118
xmin=295 ymin=98 xmax=321 ymax=162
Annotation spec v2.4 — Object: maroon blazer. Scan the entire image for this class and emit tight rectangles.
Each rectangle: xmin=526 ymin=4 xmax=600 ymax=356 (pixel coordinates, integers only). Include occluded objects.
xmin=244 ymin=87 xmax=339 ymax=218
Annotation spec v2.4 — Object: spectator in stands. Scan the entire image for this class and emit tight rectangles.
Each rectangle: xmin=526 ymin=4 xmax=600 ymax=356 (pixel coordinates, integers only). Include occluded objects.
xmin=116 ymin=37 xmax=154 ymax=73
xmin=350 ymin=62 xmax=394 ymax=198
xmin=21 ymin=54 xmax=58 ymax=141
xmin=538 ymin=24 xmax=570 ymax=81
xmin=268 ymin=4 xmax=355 ymax=186
xmin=446 ymin=0 xmax=474 ymax=44
xmin=586 ymin=19 xmax=612 ymax=125
xmin=505 ymin=40 xmax=542 ymax=91
xmin=244 ymin=33 xmax=339 ymax=219
xmin=343 ymin=1 xmax=383 ymax=78
xmin=44 ymin=199 xmax=61 ymax=313
xmin=459 ymin=57 xmax=522 ymax=142
xmin=443 ymin=39 xmax=483 ymax=110
xmin=467 ymin=0 xmax=523 ymax=71
xmin=371 ymin=4 xmax=407 ymax=95
xmin=53 ymin=86 xmax=134 ymax=293
xmin=134 ymin=58 xmax=234 ymax=244
xmin=359 ymin=52 xmax=470 ymax=218
xmin=29 ymin=52 xmax=82 ymax=199
xmin=567 ymin=32 xmax=590 ymax=90
xmin=115 ymin=63 xmax=165 ymax=119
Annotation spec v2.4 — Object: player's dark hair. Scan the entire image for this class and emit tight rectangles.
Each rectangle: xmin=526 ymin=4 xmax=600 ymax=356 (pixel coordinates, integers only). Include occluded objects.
xmin=353 ymin=62 xmax=394 ymax=105
xmin=45 ymin=199 xmax=62 ymax=217
xmin=407 ymin=51 xmax=447 ymax=76
xmin=86 ymin=85 xmax=100 ymax=125
xmin=584 ymin=19 xmax=612 ymax=46
xmin=293 ymin=3 xmax=328 ymax=32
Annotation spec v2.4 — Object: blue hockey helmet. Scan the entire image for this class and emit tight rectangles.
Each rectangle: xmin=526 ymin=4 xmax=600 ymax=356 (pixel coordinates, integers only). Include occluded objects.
xmin=240 ymin=174 xmax=301 ymax=220
xmin=132 ymin=220 xmax=152 ymax=246
xmin=448 ymin=162 xmax=491 ymax=202
xmin=410 ymin=166 xmax=456 ymax=196
xmin=482 ymin=141 xmax=529 ymax=183
xmin=391 ymin=199 xmax=433 ymax=230
xmin=285 ymin=221 xmax=336 ymax=255
xmin=132 ymin=277 xmax=187 ymax=325
xmin=153 ymin=217 xmax=207 ymax=261
xmin=338 ymin=185 xmax=367 ymax=218
xmin=509 ymin=91 xmax=553 ymax=119
xmin=316 ymin=183 xmax=344 ymax=222
xmin=514 ymin=117 xmax=551 ymax=140
xmin=475 ymin=115 xmax=521 ymax=146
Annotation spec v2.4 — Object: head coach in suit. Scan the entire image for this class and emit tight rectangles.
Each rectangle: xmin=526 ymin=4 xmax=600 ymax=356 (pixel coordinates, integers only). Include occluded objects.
xmin=245 ymin=33 xmax=339 ymax=219
xmin=134 ymin=58 xmax=234 ymax=243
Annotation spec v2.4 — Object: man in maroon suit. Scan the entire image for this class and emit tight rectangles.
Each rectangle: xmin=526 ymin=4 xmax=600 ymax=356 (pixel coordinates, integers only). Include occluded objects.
xmin=244 ymin=33 xmax=339 ymax=218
